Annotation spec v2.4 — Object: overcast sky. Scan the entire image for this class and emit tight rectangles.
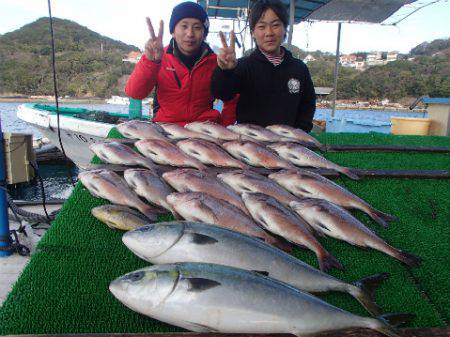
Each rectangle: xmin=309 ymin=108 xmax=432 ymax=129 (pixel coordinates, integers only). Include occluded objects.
xmin=1 ymin=0 xmax=449 ymax=55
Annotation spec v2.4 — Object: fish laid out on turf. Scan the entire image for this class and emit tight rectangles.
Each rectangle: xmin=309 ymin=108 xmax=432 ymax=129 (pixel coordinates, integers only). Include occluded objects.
xmin=166 ymin=192 xmax=290 ymax=251
xmin=116 ymin=120 xmax=168 ymax=141
xmin=91 ymin=204 xmax=149 ymax=231
xmin=162 ymin=169 xmax=249 ymax=215
xmin=222 ymin=140 xmax=296 ymax=169
xmin=90 ymin=142 xmax=156 ymax=171
xmin=177 ymin=139 xmax=248 ymax=169
xmin=158 ymin=122 xmax=221 ymax=144
xmin=290 ymin=198 xmax=421 ymax=267
xmin=267 ymin=142 xmax=360 ymax=180
xmin=124 ymin=168 xmax=174 ymax=212
xmin=110 ymin=263 xmax=410 ymax=337
xmin=266 ymin=124 xmax=327 ymax=151
xmin=78 ymin=169 xmax=157 ymax=221
xmin=269 ymin=169 xmax=397 ymax=228
xmin=135 ymin=139 xmax=206 ymax=170
xmin=227 ymin=123 xmax=286 ymax=142
xmin=123 ymin=221 xmax=389 ymax=315
xmin=242 ymin=192 xmax=342 ymax=272
xmin=217 ymin=170 xmax=299 ymax=206
xmin=184 ymin=121 xmax=244 ymax=141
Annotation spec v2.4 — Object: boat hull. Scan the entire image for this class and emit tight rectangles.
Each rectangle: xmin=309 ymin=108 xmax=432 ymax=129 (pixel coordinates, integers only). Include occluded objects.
xmin=17 ymin=104 xmax=116 ymax=169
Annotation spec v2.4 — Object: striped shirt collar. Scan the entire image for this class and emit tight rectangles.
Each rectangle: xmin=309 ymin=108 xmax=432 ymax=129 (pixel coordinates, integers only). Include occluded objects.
xmin=259 ymin=48 xmax=285 ymax=66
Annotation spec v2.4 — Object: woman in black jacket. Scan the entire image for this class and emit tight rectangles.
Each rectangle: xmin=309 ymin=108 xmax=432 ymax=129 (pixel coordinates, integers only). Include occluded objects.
xmin=211 ymin=0 xmax=316 ymax=132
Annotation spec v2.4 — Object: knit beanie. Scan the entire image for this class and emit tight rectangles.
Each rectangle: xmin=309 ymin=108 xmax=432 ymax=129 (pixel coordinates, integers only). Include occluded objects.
xmin=169 ymin=2 xmax=209 ymax=36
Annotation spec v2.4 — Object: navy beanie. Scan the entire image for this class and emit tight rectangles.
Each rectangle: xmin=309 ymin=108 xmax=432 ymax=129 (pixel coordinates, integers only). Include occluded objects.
xmin=169 ymin=2 xmax=209 ymax=36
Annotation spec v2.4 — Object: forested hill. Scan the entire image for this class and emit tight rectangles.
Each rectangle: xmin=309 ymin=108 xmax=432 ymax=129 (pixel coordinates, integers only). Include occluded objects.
xmin=0 ymin=17 xmax=138 ymax=97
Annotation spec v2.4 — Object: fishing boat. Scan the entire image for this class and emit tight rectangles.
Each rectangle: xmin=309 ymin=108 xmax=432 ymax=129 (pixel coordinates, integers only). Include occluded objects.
xmin=16 ymin=103 xmax=142 ymax=169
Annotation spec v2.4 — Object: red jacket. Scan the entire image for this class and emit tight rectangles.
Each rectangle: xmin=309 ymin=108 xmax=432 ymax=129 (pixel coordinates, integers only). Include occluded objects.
xmin=125 ymin=42 xmax=236 ymax=126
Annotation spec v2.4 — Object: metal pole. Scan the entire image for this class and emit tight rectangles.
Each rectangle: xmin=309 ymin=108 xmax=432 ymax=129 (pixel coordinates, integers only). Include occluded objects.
xmin=0 ymin=118 xmax=12 ymax=257
xmin=287 ymin=0 xmax=295 ymax=47
xmin=331 ymin=22 xmax=342 ymax=118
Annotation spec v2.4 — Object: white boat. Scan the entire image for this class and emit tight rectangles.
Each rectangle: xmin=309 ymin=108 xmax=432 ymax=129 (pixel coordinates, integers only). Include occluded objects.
xmin=16 ymin=103 xmax=138 ymax=169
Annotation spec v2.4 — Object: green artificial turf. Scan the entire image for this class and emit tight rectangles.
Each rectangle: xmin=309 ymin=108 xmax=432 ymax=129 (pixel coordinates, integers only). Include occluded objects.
xmin=0 ymin=130 xmax=449 ymax=335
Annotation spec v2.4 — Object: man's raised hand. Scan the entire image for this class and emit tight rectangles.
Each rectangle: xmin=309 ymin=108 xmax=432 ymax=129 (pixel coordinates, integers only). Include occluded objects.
xmin=217 ymin=31 xmax=237 ymax=70
xmin=144 ymin=18 xmax=164 ymax=62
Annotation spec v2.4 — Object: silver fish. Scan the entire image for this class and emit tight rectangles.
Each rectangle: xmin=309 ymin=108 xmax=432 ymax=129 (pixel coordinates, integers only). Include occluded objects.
xmin=185 ymin=121 xmax=243 ymax=141
xmin=166 ymin=192 xmax=290 ymax=251
xmin=162 ymin=169 xmax=249 ymax=215
xmin=290 ymin=198 xmax=420 ymax=267
xmin=135 ymin=139 xmax=206 ymax=170
xmin=266 ymin=124 xmax=327 ymax=151
xmin=267 ymin=142 xmax=360 ymax=180
xmin=78 ymin=169 xmax=157 ymax=221
xmin=222 ymin=140 xmax=296 ymax=169
xmin=110 ymin=263 xmax=405 ymax=336
xmin=91 ymin=204 xmax=149 ymax=231
xmin=217 ymin=170 xmax=299 ymax=206
xmin=116 ymin=120 xmax=168 ymax=141
xmin=242 ymin=192 xmax=342 ymax=272
xmin=158 ymin=123 xmax=221 ymax=144
xmin=227 ymin=123 xmax=285 ymax=142
xmin=123 ymin=221 xmax=388 ymax=315
xmin=269 ymin=169 xmax=397 ymax=228
xmin=90 ymin=142 xmax=156 ymax=171
xmin=177 ymin=138 xmax=248 ymax=169
xmin=123 ymin=168 xmax=174 ymax=212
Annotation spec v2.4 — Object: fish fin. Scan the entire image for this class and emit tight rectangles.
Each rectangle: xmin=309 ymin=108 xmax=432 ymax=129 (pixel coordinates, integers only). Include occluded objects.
xmin=379 ymin=313 xmax=415 ymax=328
xmin=197 ymin=202 xmax=219 ymax=223
xmin=186 ymin=278 xmax=221 ymax=292
xmin=251 ymin=270 xmax=269 ymax=277
xmin=141 ymin=158 xmax=157 ymax=172
xmin=368 ymin=209 xmax=398 ymax=228
xmin=186 ymin=232 xmax=219 ymax=245
xmin=270 ymin=237 xmax=293 ymax=252
xmin=319 ymin=251 xmax=343 ymax=272
xmin=316 ymin=142 xmax=328 ymax=152
xmin=182 ymin=321 xmax=219 ymax=332
xmin=140 ymin=207 xmax=158 ymax=222
xmin=351 ymin=272 xmax=390 ymax=316
xmin=340 ymin=167 xmax=360 ymax=180
xmin=396 ymin=250 xmax=421 ymax=267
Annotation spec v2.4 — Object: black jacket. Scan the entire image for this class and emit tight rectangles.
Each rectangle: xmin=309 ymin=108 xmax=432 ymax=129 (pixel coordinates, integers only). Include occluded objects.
xmin=211 ymin=47 xmax=316 ymax=132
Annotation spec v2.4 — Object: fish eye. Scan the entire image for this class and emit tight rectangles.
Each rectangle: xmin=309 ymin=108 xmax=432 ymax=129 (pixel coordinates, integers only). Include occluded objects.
xmin=124 ymin=271 xmax=145 ymax=282
xmin=135 ymin=226 xmax=153 ymax=232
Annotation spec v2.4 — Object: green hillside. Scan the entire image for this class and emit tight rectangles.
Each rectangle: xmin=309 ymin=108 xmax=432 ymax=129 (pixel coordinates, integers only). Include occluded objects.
xmin=0 ymin=17 xmax=138 ymax=98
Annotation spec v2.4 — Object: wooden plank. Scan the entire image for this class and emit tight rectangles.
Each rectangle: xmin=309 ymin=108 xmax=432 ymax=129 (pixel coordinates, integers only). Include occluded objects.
xmin=4 ymin=327 xmax=450 ymax=337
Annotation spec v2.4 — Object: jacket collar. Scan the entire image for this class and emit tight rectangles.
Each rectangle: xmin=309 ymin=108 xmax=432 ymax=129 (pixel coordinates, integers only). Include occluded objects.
xmin=167 ymin=38 xmax=213 ymax=60
xmin=249 ymin=46 xmax=293 ymax=65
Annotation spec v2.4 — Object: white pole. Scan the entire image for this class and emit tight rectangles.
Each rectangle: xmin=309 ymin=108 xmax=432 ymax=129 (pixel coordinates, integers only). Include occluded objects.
xmin=288 ymin=0 xmax=295 ymax=47
xmin=331 ymin=22 xmax=342 ymax=118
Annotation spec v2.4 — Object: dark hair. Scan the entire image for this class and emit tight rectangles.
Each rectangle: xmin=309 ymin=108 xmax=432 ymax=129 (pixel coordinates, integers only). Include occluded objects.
xmin=249 ymin=0 xmax=289 ymax=32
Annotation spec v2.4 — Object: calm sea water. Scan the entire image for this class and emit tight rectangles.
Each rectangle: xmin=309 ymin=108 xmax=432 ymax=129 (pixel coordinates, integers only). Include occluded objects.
xmin=0 ymin=101 xmax=427 ymax=200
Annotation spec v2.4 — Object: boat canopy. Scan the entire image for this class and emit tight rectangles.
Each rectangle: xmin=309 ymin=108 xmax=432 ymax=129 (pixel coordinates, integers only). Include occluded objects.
xmin=197 ymin=0 xmax=416 ymax=24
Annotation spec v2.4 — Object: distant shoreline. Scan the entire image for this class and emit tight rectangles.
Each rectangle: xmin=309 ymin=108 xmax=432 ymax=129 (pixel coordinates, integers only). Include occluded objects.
xmin=0 ymin=96 xmax=426 ymax=113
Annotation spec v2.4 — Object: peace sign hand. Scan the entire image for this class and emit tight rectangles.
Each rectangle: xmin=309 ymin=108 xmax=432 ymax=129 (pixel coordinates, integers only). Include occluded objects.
xmin=144 ymin=18 xmax=164 ymax=62
xmin=217 ymin=31 xmax=237 ymax=70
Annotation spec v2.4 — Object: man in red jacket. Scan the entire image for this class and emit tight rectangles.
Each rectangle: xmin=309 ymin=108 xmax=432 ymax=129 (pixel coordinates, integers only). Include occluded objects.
xmin=125 ymin=2 xmax=236 ymax=126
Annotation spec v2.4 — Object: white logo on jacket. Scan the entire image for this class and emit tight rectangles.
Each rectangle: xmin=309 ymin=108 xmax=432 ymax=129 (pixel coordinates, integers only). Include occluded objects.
xmin=287 ymin=78 xmax=300 ymax=94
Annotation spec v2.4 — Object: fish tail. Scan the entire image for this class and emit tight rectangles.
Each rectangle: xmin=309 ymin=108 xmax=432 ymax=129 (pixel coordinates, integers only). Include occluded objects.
xmin=394 ymin=249 xmax=422 ymax=267
xmin=318 ymin=251 xmax=343 ymax=272
xmin=141 ymin=158 xmax=157 ymax=172
xmin=139 ymin=205 xmax=158 ymax=222
xmin=350 ymin=272 xmax=390 ymax=316
xmin=366 ymin=313 xmax=415 ymax=337
xmin=339 ymin=167 xmax=360 ymax=180
xmin=266 ymin=235 xmax=293 ymax=252
xmin=367 ymin=208 xmax=398 ymax=228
